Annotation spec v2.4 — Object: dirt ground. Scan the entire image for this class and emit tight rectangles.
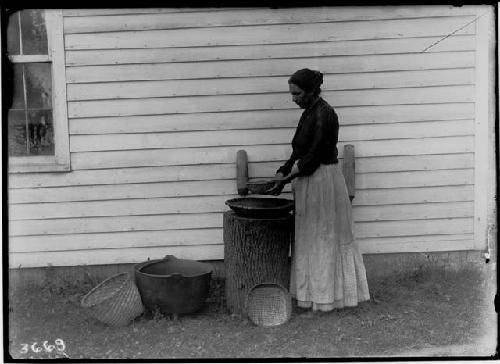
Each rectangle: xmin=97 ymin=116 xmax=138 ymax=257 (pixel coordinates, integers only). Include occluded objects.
xmin=7 ymin=264 xmax=498 ymax=360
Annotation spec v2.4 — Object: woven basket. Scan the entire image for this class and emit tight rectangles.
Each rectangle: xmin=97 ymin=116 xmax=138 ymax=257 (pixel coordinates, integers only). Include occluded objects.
xmin=81 ymin=272 xmax=144 ymax=326
xmin=246 ymin=282 xmax=292 ymax=327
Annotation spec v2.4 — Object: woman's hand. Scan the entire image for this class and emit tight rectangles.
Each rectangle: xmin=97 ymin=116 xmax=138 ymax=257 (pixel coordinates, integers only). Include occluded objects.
xmin=267 ymin=179 xmax=286 ymax=196
xmin=274 ymin=172 xmax=285 ymax=180
xmin=266 ymin=172 xmax=286 ymax=195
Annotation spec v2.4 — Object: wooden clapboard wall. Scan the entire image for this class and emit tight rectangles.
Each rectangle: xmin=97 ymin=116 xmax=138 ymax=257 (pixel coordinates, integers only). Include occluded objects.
xmin=9 ymin=6 xmax=484 ymax=267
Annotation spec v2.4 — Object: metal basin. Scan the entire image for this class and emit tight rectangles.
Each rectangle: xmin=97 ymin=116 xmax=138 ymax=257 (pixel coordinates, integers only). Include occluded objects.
xmin=225 ymin=197 xmax=294 ymax=218
xmin=134 ymin=255 xmax=212 ymax=314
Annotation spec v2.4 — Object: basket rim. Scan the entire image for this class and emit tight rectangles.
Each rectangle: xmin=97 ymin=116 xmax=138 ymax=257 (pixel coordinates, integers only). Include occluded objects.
xmin=81 ymin=272 xmax=131 ymax=308
xmin=246 ymin=179 xmax=274 ymax=186
xmin=247 ymin=282 xmax=289 ymax=294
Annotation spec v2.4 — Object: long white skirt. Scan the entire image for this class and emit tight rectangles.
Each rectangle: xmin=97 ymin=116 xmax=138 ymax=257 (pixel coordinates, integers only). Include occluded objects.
xmin=290 ymin=163 xmax=370 ymax=311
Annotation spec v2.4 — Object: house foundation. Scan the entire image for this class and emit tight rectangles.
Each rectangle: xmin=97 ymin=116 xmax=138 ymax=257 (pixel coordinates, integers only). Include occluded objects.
xmin=7 ymin=250 xmax=494 ymax=291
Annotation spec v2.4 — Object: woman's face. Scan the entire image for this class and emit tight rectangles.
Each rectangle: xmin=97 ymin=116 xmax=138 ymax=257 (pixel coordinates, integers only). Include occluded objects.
xmin=289 ymin=83 xmax=314 ymax=109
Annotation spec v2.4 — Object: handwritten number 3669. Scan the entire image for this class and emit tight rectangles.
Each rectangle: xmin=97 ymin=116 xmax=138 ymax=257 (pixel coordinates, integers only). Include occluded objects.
xmin=20 ymin=339 xmax=66 ymax=354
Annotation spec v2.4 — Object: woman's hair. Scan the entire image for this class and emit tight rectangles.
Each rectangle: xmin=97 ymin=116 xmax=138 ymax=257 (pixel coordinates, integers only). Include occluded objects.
xmin=288 ymin=68 xmax=323 ymax=96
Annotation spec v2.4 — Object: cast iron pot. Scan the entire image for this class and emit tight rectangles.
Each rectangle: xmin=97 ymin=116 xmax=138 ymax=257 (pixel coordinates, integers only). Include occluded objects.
xmin=134 ymin=255 xmax=213 ymax=314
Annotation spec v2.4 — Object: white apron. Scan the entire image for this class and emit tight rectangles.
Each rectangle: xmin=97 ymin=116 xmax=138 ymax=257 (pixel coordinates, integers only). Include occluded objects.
xmin=290 ymin=163 xmax=370 ymax=311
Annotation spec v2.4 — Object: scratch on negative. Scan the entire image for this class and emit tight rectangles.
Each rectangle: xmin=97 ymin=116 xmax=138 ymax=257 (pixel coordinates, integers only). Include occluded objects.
xmin=421 ymin=12 xmax=488 ymax=53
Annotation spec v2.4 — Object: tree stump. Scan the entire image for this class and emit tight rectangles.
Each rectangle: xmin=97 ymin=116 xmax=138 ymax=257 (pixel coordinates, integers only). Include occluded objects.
xmin=223 ymin=211 xmax=293 ymax=315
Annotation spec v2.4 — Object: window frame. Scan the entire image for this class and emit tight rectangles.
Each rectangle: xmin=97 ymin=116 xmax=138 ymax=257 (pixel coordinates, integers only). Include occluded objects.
xmin=8 ymin=9 xmax=70 ymax=173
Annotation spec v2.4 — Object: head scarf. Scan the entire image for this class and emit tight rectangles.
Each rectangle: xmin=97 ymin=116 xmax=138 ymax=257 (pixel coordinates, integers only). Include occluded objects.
xmin=288 ymin=68 xmax=323 ymax=93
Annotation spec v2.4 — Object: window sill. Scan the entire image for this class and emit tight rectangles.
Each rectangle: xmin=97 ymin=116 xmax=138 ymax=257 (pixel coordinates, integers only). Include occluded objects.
xmin=9 ymin=156 xmax=70 ymax=173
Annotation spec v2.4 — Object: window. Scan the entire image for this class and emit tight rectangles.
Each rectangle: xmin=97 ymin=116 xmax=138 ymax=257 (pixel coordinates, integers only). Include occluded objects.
xmin=5 ymin=9 xmax=70 ymax=173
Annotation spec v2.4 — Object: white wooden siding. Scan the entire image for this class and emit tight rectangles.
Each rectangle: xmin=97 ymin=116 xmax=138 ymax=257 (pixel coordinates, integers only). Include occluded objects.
xmin=67 ymin=120 xmax=472 ymax=152
xmin=66 ymin=69 xmax=475 ymax=100
xmin=62 ymin=7 xmax=478 ymax=33
xmin=65 ymin=53 xmax=475 ymax=83
xmin=9 ymin=183 xmax=474 ymax=205
xmin=67 ymin=137 xmax=473 ymax=170
xmin=9 ymin=6 xmax=490 ymax=268
xmin=65 ymin=104 xmax=475 ymax=135
xmin=65 ymin=36 xmax=475 ymax=66
xmin=9 ymin=215 xmax=473 ymax=239
xmin=9 ymin=154 xmax=474 ymax=188
xmin=66 ymin=86 xmax=474 ymax=117
xmin=64 ymin=17 xmax=475 ymax=49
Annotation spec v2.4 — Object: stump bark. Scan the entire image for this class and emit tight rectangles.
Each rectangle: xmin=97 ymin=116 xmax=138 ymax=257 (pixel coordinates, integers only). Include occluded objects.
xmin=223 ymin=211 xmax=293 ymax=315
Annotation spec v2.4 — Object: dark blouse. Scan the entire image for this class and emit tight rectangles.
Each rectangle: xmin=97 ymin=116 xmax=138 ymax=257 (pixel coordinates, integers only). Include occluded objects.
xmin=277 ymin=97 xmax=339 ymax=177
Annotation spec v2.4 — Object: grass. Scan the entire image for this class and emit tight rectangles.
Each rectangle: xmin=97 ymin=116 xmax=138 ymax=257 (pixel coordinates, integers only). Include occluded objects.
xmin=7 ymin=264 xmax=497 ymax=360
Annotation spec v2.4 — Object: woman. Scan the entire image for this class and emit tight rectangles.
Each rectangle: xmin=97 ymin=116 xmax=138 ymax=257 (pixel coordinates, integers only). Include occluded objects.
xmin=268 ymin=68 xmax=370 ymax=313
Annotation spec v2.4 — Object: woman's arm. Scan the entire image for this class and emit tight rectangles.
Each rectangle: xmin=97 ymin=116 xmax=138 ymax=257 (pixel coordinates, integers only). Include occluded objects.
xmin=276 ymin=150 xmax=298 ymax=177
xmin=284 ymin=161 xmax=300 ymax=182
xmin=267 ymin=153 xmax=297 ymax=195
xmin=267 ymin=160 xmax=300 ymax=195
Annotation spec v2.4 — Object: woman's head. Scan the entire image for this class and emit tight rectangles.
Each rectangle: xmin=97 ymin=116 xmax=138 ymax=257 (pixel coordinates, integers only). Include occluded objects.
xmin=288 ymin=68 xmax=323 ymax=109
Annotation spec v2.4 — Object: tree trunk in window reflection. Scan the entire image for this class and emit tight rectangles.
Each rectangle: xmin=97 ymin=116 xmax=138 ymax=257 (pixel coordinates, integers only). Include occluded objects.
xmin=28 ymin=113 xmax=54 ymax=155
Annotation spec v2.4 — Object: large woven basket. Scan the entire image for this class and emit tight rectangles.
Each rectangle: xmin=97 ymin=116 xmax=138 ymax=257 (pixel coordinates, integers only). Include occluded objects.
xmin=81 ymin=272 xmax=144 ymax=326
xmin=246 ymin=282 xmax=292 ymax=327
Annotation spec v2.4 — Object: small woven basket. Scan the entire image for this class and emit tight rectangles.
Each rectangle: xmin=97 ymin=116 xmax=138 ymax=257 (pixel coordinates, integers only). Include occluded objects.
xmin=246 ymin=179 xmax=275 ymax=195
xmin=81 ymin=272 xmax=144 ymax=326
xmin=246 ymin=282 xmax=292 ymax=327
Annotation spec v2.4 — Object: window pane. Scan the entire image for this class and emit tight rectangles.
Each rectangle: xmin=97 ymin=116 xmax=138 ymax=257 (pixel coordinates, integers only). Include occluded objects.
xmin=7 ymin=12 xmax=20 ymax=55
xmin=10 ymin=64 xmax=25 ymax=110
xmin=8 ymin=110 xmax=28 ymax=156
xmin=25 ymin=63 xmax=52 ymax=109
xmin=20 ymin=9 xmax=48 ymax=55
xmin=28 ymin=110 xmax=54 ymax=155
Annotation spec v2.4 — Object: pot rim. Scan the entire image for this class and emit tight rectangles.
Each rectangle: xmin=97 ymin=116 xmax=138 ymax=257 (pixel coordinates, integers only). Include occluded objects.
xmin=135 ymin=258 xmax=213 ymax=278
xmin=225 ymin=197 xmax=294 ymax=210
